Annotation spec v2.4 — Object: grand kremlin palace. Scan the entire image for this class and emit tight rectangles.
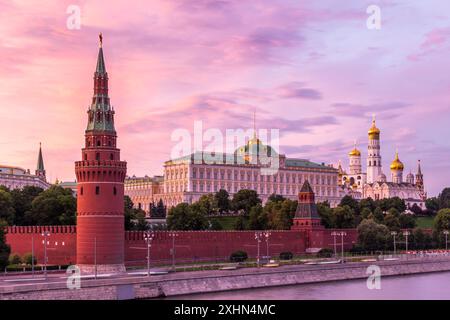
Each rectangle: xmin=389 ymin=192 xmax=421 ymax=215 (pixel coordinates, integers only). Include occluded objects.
xmin=125 ymin=135 xmax=342 ymax=212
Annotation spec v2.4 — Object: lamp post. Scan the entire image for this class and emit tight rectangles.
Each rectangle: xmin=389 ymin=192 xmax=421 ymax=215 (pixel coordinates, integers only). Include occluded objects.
xmin=443 ymin=230 xmax=449 ymax=251
xmin=255 ymin=232 xmax=262 ymax=268
xmin=264 ymin=232 xmax=271 ymax=259
xmin=144 ymin=231 xmax=155 ymax=277
xmin=168 ymin=232 xmax=178 ymax=271
xmin=340 ymin=232 xmax=347 ymax=263
xmin=31 ymin=235 xmax=35 ymax=276
xmin=403 ymin=231 xmax=411 ymax=256
xmin=41 ymin=231 xmax=50 ymax=279
xmin=331 ymin=232 xmax=338 ymax=257
xmin=94 ymin=236 xmax=97 ymax=279
xmin=391 ymin=231 xmax=397 ymax=256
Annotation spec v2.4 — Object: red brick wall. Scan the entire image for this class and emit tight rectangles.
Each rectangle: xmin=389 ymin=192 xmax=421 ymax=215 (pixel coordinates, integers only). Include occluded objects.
xmin=5 ymin=226 xmax=362 ymax=267
xmin=5 ymin=226 xmax=77 ymax=266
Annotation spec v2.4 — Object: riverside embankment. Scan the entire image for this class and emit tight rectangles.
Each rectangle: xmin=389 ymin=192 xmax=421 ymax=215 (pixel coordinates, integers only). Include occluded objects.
xmin=2 ymin=256 xmax=450 ymax=300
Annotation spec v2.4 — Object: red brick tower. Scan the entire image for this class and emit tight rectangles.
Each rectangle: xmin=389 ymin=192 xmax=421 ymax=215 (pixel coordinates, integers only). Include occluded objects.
xmin=75 ymin=34 xmax=127 ymax=273
xmin=291 ymin=180 xmax=324 ymax=251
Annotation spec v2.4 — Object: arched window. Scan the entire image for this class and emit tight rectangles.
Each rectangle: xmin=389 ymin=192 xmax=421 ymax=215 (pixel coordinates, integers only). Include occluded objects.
xmin=84 ymin=153 xmax=88 ymax=161
xmin=110 ymin=153 xmax=114 ymax=160
xmin=80 ymin=187 xmax=83 ymax=195
xmin=97 ymin=140 xmax=101 ymax=147
xmin=96 ymin=153 xmax=100 ymax=161
xmin=113 ymin=186 xmax=117 ymax=195
xmin=95 ymin=186 xmax=100 ymax=195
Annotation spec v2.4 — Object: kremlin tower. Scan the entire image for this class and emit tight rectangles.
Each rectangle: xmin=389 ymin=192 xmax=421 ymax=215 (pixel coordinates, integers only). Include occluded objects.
xmin=35 ymin=142 xmax=46 ymax=180
xmin=366 ymin=115 xmax=382 ymax=183
xmin=75 ymin=34 xmax=127 ymax=273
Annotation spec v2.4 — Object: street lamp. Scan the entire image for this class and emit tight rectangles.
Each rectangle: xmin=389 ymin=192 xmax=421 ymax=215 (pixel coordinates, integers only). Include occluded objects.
xmin=403 ymin=231 xmax=411 ymax=255
xmin=263 ymin=232 xmax=271 ymax=259
xmin=168 ymin=232 xmax=178 ymax=271
xmin=391 ymin=231 xmax=397 ymax=256
xmin=41 ymin=231 xmax=50 ymax=279
xmin=331 ymin=231 xmax=346 ymax=262
xmin=443 ymin=230 xmax=449 ymax=251
xmin=331 ymin=232 xmax=338 ymax=257
xmin=255 ymin=232 xmax=262 ymax=268
xmin=144 ymin=231 xmax=155 ymax=277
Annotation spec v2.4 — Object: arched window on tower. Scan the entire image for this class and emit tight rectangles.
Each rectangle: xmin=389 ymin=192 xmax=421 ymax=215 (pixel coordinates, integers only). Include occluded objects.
xmin=113 ymin=186 xmax=117 ymax=195
xmin=110 ymin=153 xmax=114 ymax=160
xmin=95 ymin=186 xmax=100 ymax=195
xmin=97 ymin=140 xmax=101 ymax=147
xmin=96 ymin=153 xmax=100 ymax=161
xmin=80 ymin=187 xmax=83 ymax=196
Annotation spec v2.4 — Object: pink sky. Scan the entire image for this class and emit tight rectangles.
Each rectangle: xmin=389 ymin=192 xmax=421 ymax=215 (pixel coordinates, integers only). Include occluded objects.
xmin=0 ymin=0 xmax=449 ymax=196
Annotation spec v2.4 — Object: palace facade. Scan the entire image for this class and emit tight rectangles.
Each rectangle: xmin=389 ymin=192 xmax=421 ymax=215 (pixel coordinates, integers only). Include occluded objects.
xmin=0 ymin=144 xmax=50 ymax=190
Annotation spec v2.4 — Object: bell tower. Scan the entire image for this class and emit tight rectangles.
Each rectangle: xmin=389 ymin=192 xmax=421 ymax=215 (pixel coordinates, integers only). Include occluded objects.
xmin=75 ymin=34 xmax=127 ymax=274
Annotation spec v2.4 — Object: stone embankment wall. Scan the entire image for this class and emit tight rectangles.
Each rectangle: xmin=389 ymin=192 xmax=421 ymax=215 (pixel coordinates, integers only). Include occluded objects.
xmin=2 ymin=257 xmax=450 ymax=300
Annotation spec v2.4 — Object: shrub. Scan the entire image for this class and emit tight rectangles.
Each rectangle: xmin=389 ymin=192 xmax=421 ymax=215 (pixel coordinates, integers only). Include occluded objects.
xmin=8 ymin=253 xmax=22 ymax=265
xmin=279 ymin=251 xmax=293 ymax=260
xmin=317 ymin=248 xmax=334 ymax=258
xmin=23 ymin=253 xmax=37 ymax=265
xmin=230 ymin=250 xmax=248 ymax=262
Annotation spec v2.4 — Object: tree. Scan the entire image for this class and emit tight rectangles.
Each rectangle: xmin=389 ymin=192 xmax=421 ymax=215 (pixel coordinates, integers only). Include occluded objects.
xmin=231 ymin=189 xmax=261 ymax=215
xmin=383 ymin=212 xmax=400 ymax=232
xmin=214 ymin=189 xmax=230 ymax=214
xmin=357 ymin=219 xmax=390 ymax=251
xmin=0 ymin=221 xmax=10 ymax=270
xmin=371 ymin=207 xmax=384 ymax=224
xmin=124 ymin=195 xmax=135 ymax=230
xmin=197 ymin=193 xmax=218 ymax=215
xmin=410 ymin=203 xmax=423 ymax=215
xmin=339 ymin=195 xmax=359 ymax=214
xmin=268 ymin=194 xmax=286 ymax=203
xmin=233 ymin=215 xmax=248 ymax=230
xmin=151 ymin=199 xmax=166 ymax=218
xmin=133 ymin=210 xmax=149 ymax=231
xmin=0 ymin=189 xmax=15 ymax=225
xmin=333 ymin=205 xmax=355 ymax=228
xmin=27 ymin=186 xmax=76 ymax=225
xmin=248 ymin=204 xmax=267 ymax=230
xmin=10 ymin=186 xmax=43 ymax=225
xmin=425 ymin=197 xmax=439 ymax=214
xmin=433 ymin=208 xmax=450 ymax=233
xmin=361 ymin=207 xmax=372 ymax=220
xmin=167 ymin=203 xmax=208 ymax=231
xmin=377 ymin=197 xmax=406 ymax=213
xmin=359 ymin=197 xmax=376 ymax=213
xmin=399 ymin=214 xmax=417 ymax=229
xmin=317 ymin=202 xmax=334 ymax=228
xmin=412 ymin=228 xmax=432 ymax=250
xmin=438 ymin=188 xmax=450 ymax=209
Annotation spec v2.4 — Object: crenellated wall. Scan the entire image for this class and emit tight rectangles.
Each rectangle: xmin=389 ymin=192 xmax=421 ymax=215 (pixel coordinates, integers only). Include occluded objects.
xmin=4 ymin=226 xmax=361 ymax=267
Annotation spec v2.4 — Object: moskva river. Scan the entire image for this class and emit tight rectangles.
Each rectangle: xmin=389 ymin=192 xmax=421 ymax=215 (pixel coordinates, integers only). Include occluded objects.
xmin=167 ymin=271 xmax=450 ymax=300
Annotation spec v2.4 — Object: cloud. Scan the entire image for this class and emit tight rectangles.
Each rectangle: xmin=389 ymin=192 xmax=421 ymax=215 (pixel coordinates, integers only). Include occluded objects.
xmin=277 ymin=82 xmax=323 ymax=100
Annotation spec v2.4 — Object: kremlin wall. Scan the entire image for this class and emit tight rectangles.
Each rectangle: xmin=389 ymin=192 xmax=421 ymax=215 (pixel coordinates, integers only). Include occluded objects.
xmin=4 ymin=227 xmax=358 ymax=267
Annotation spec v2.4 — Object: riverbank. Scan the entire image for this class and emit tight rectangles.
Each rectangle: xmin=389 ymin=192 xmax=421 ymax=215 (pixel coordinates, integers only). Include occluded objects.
xmin=2 ymin=256 xmax=450 ymax=300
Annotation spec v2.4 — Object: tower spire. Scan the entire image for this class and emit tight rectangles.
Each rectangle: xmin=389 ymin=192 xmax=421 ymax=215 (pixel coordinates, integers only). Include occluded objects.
xmin=35 ymin=142 xmax=46 ymax=180
xmin=87 ymin=33 xmax=115 ymax=133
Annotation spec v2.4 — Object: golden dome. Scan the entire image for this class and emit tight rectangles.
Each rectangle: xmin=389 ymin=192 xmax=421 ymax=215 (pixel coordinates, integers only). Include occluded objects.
xmin=368 ymin=116 xmax=380 ymax=139
xmin=390 ymin=151 xmax=404 ymax=171
xmin=348 ymin=148 xmax=361 ymax=156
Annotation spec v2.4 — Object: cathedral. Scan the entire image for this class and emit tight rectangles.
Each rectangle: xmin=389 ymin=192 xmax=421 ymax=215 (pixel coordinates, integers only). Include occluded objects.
xmin=338 ymin=116 xmax=426 ymax=210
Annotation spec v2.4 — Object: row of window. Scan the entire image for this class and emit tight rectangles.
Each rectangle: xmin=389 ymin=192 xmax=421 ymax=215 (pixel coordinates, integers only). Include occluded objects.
xmin=76 ymin=170 xmax=126 ymax=182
